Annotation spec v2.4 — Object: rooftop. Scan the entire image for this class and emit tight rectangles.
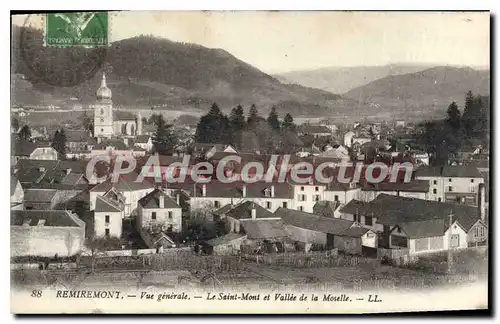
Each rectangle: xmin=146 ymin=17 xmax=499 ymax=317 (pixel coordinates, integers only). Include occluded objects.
xmin=276 ymin=208 xmax=354 ymax=236
xmin=138 ymin=188 xmax=180 ymax=209
xmin=240 ymin=219 xmax=288 ymax=240
xmin=11 ymin=210 xmax=82 ymax=227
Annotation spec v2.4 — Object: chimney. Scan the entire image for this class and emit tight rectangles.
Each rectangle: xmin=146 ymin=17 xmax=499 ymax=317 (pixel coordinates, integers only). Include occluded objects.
xmin=271 ymin=185 xmax=275 ymax=198
xmin=159 ymin=196 xmax=164 ymax=209
xmin=251 ymin=206 xmax=256 ymax=220
xmin=478 ymin=183 xmax=486 ymax=221
xmin=38 ymin=167 xmax=46 ymax=173
xmin=176 ymin=193 xmax=180 ymax=206
xmin=202 ymin=184 xmax=207 ymax=197
xmin=242 ymin=184 xmax=247 ymax=198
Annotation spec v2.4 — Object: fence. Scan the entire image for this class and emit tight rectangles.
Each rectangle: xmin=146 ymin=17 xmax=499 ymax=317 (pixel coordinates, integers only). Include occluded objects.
xmin=242 ymin=249 xmax=379 ymax=268
xmin=377 ymin=248 xmax=409 ymax=261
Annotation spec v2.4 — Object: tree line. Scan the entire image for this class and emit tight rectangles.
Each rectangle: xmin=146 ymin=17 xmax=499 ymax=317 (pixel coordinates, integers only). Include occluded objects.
xmin=415 ymin=90 xmax=490 ymax=166
xmin=194 ymin=103 xmax=301 ymax=154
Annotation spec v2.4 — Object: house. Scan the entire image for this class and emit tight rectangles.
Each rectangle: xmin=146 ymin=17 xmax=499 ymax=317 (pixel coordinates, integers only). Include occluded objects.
xmin=313 ymin=200 xmax=339 ymax=218
xmin=192 ymin=143 xmax=237 ymax=159
xmin=338 ymin=199 xmax=383 ymax=232
xmin=11 ymin=210 xmax=86 ymax=257
xmin=66 ymin=130 xmax=93 ymax=152
xmin=415 ymin=165 xmax=485 ymax=207
xmin=189 ymin=181 xmax=294 ymax=214
xmin=298 ymin=125 xmax=332 ymax=138
xmin=324 ymin=181 xmax=361 ymax=205
xmin=12 ymin=140 xmax=59 ymax=163
xmin=220 ymin=200 xmax=280 ymax=234
xmin=137 ymin=188 xmax=182 ymax=233
xmin=11 ymin=176 xmax=24 ymax=207
xmin=202 ymin=233 xmax=247 ymax=255
xmin=23 ymin=189 xmax=58 ymax=210
xmin=289 ymin=180 xmax=326 ymax=213
xmin=363 ymin=194 xmax=485 ymax=253
xmin=93 ymin=191 xmax=125 ymax=238
xmin=357 ymin=179 xmax=430 ymax=202
xmin=89 ymin=172 xmax=154 ymax=217
xmin=140 ymin=229 xmax=176 ymax=252
xmin=276 ymin=208 xmax=376 ymax=254
xmin=240 ymin=219 xmax=289 ymax=252
xmin=134 ymin=135 xmax=153 ymax=152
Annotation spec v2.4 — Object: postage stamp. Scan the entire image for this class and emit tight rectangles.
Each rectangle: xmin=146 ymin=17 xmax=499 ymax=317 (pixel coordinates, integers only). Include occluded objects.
xmin=45 ymin=12 xmax=108 ymax=47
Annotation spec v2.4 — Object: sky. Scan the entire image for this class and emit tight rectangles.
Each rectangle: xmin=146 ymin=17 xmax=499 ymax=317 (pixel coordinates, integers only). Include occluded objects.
xmin=12 ymin=11 xmax=490 ymax=74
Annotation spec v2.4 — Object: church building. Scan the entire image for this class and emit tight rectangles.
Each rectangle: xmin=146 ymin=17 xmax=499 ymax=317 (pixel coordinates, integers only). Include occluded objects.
xmin=94 ymin=73 xmax=143 ymax=140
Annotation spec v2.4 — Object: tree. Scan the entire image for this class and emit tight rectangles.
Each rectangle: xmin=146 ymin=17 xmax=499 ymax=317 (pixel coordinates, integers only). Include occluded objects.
xmin=152 ymin=114 xmax=178 ymax=154
xmin=19 ymin=125 xmax=31 ymax=140
xmin=267 ymin=106 xmax=280 ymax=132
xmin=247 ymin=104 xmax=261 ymax=129
xmin=462 ymin=91 xmax=477 ymax=137
xmin=229 ymin=105 xmax=246 ymax=148
xmin=195 ymin=103 xmax=231 ymax=144
xmin=11 ymin=117 xmax=19 ymax=133
xmin=446 ymin=101 xmax=461 ymax=131
xmin=84 ymin=236 xmax=122 ymax=273
xmin=51 ymin=129 xmax=67 ymax=159
xmin=282 ymin=113 xmax=296 ymax=132
xmin=82 ymin=111 xmax=93 ymax=135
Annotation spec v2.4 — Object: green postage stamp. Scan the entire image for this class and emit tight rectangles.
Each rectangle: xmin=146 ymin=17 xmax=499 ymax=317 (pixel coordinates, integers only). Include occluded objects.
xmin=45 ymin=12 xmax=108 ymax=46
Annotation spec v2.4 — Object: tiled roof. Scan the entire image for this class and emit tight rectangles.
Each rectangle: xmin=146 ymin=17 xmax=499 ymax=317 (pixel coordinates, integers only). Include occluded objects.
xmin=193 ymin=181 xmax=294 ymax=199
xmin=95 ymin=195 xmax=123 ymax=212
xmin=138 ymin=189 xmax=180 ymax=209
xmin=276 ymin=208 xmax=354 ymax=236
xmin=341 ymin=226 xmax=371 ymax=238
xmin=299 ymin=125 xmax=331 ymax=134
xmin=11 ymin=210 xmax=82 ymax=227
xmin=213 ymin=204 xmax=235 ymax=216
xmin=396 ymin=219 xmax=449 ymax=239
xmin=360 ymin=179 xmax=429 ymax=192
xmin=113 ymin=111 xmax=137 ymax=121
xmin=61 ymin=173 xmax=84 ymax=185
xmin=12 ymin=140 xmax=38 ymax=156
xmin=11 ymin=176 xmax=20 ymax=196
xmin=313 ymin=200 xmax=340 ymax=217
xmin=205 ymin=233 xmax=246 ymax=246
xmin=339 ymin=199 xmax=369 ymax=215
xmin=24 ymin=189 xmax=57 ymax=202
xmin=364 ymin=194 xmax=480 ymax=229
xmin=416 ymin=165 xmax=483 ymax=178
xmin=90 ymin=172 xmax=154 ymax=192
xmin=225 ymin=201 xmax=275 ymax=220
xmin=240 ymin=219 xmax=288 ymax=240
xmin=66 ymin=130 xmax=91 ymax=142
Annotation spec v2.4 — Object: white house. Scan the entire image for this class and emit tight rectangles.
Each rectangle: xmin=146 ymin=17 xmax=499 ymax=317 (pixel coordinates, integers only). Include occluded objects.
xmin=137 ymin=188 xmax=182 ymax=233
xmin=93 ymin=192 xmax=125 ymax=238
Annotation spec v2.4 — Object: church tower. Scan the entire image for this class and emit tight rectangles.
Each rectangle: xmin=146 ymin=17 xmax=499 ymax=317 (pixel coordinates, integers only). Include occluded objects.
xmin=94 ymin=73 xmax=114 ymax=138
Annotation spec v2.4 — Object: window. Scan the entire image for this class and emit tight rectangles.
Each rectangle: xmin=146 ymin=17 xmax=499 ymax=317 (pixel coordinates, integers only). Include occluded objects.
xmin=100 ymin=108 xmax=104 ymax=115
xmin=152 ymin=212 xmax=157 ymax=220
xmin=105 ymin=215 xmax=110 ymax=224
xmin=334 ymin=195 xmax=339 ymax=202
xmin=448 ymin=186 xmax=453 ymax=192
xmin=433 ymin=189 xmax=437 ymax=194
xmin=433 ymin=180 xmax=437 ymax=185
xmin=214 ymin=201 xmax=220 ymax=208
xmin=298 ymin=194 xmax=306 ymax=201
xmin=315 ymin=186 xmax=319 ymax=192
xmin=168 ymin=211 xmax=173 ymax=220
xmin=283 ymin=202 xmax=288 ymax=208
xmin=266 ymin=201 xmax=272 ymax=209
xmin=105 ymin=228 xmax=110 ymax=237
xmin=100 ymin=118 xmax=104 ymax=123
xmin=365 ymin=216 xmax=373 ymax=226
xmin=471 ymin=179 xmax=474 ymax=183
xmin=314 ymin=195 xmax=320 ymax=202
xmin=449 ymin=178 xmax=452 ymax=182
xmin=299 ymin=206 xmax=304 ymax=211
xmin=264 ymin=188 xmax=271 ymax=197
xmin=300 ymin=186 xmax=304 ymax=191
xmin=100 ymin=128 xmax=104 ymax=132
xmin=438 ymin=198 xmax=442 ymax=202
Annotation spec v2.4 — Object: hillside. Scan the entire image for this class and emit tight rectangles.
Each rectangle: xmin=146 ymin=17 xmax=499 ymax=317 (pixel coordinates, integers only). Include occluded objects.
xmin=11 ymin=26 xmax=362 ymax=117
xmin=344 ymin=66 xmax=490 ymax=114
xmin=276 ymin=64 xmax=434 ymax=94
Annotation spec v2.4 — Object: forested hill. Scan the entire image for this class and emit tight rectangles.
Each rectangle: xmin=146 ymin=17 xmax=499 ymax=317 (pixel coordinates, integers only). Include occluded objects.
xmin=12 ymin=25 xmax=363 ymax=117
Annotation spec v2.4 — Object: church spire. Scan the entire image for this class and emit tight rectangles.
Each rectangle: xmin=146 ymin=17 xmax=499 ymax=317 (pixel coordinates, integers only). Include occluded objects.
xmin=96 ymin=72 xmax=112 ymax=100
xmin=101 ymin=72 xmax=107 ymax=88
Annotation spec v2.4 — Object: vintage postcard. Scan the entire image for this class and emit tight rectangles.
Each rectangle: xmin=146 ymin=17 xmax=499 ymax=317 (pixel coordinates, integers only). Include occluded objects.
xmin=10 ymin=11 xmax=490 ymax=314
